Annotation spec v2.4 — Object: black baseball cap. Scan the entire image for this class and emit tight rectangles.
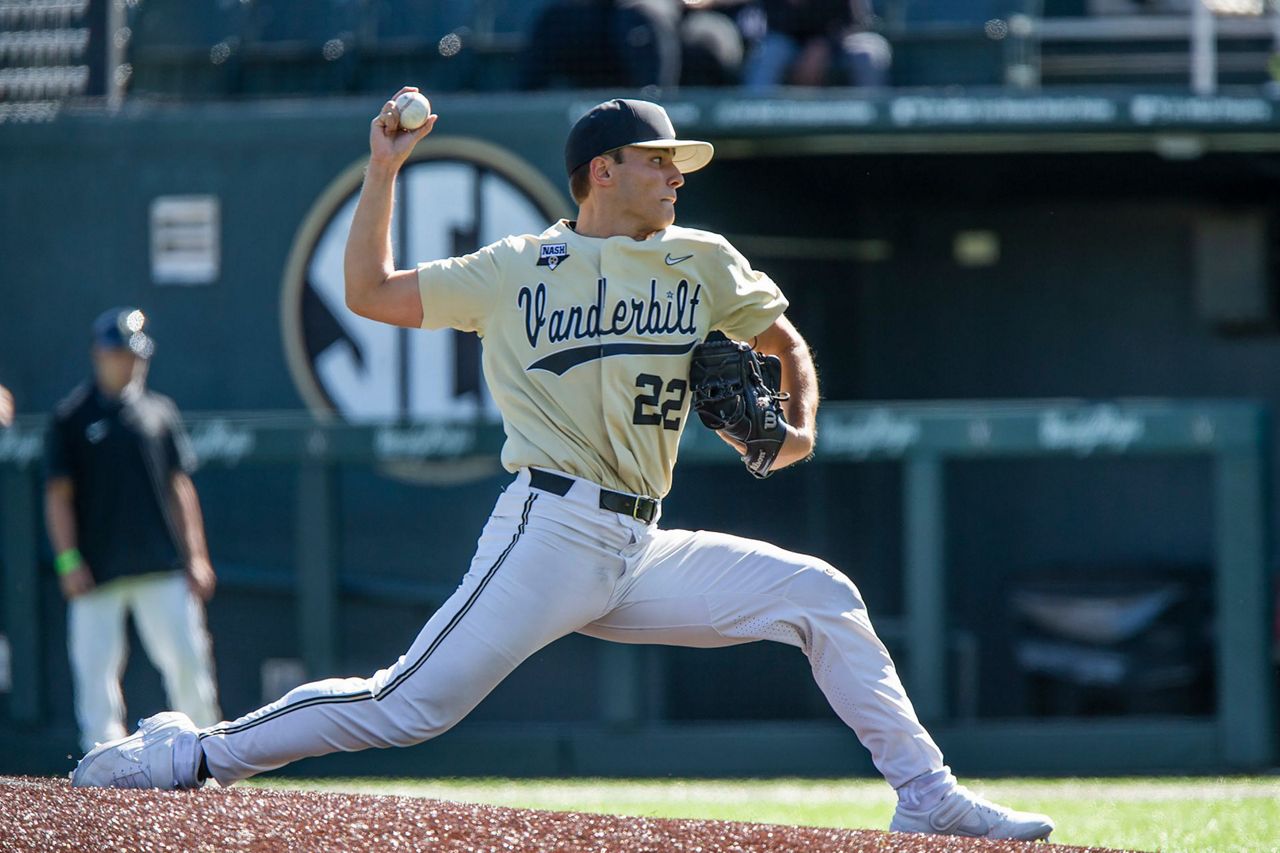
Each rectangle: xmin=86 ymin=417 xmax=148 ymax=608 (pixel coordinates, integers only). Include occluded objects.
xmin=92 ymin=306 xmax=155 ymax=359
xmin=564 ymin=99 xmax=714 ymax=177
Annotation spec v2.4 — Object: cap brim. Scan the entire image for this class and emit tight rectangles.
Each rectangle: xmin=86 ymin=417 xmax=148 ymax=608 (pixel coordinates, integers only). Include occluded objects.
xmin=630 ymin=139 xmax=714 ymax=173
xmin=130 ymin=333 xmax=155 ymax=359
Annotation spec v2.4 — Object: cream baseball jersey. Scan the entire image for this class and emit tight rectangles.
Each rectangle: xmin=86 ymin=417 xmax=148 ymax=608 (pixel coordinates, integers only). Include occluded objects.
xmin=417 ymin=220 xmax=788 ymax=497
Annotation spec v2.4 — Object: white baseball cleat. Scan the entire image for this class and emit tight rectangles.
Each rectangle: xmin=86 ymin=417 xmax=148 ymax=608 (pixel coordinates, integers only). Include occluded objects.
xmin=70 ymin=711 xmax=204 ymax=790
xmin=890 ymin=784 xmax=1055 ymax=841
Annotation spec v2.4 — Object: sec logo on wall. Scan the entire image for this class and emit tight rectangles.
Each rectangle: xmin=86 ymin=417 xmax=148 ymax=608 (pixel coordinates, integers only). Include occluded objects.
xmin=280 ymin=137 xmax=569 ymax=481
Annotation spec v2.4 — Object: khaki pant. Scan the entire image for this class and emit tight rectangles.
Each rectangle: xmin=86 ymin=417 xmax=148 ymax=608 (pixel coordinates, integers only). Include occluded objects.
xmin=69 ymin=571 xmax=220 ymax=752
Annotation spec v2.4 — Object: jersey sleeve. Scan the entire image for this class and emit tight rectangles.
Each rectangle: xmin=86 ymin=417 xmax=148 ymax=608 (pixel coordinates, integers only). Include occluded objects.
xmin=43 ymin=414 xmax=73 ymax=481
xmin=712 ymin=237 xmax=789 ymax=341
xmin=162 ymin=400 xmax=198 ymax=475
xmin=417 ymin=239 xmax=508 ymax=334
xmin=169 ymin=419 xmax=198 ymax=476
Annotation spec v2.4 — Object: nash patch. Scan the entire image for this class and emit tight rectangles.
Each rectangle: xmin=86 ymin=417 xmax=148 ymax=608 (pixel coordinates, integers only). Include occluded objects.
xmin=537 ymin=243 xmax=570 ymax=270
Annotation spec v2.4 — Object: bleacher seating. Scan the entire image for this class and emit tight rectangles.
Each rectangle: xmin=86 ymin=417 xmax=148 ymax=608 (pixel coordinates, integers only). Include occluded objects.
xmin=124 ymin=0 xmax=244 ymax=97
xmin=235 ymin=0 xmax=351 ymax=95
xmin=1029 ymin=12 xmax=1275 ymax=88
xmin=882 ymin=0 xmax=1033 ymax=86
xmin=0 ymin=0 xmax=92 ymax=122
xmin=3 ymin=0 xmax=1275 ymax=102
xmin=123 ymin=0 xmax=516 ymax=97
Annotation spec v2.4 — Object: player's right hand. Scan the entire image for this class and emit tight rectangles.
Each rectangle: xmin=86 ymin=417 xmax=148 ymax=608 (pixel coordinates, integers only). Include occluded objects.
xmin=59 ymin=565 xmax=95 ymax=600
xmin=186 ymin=557 xmax=216 ymax=602
xmin=369 ymin=86 xmax=437 ymax=168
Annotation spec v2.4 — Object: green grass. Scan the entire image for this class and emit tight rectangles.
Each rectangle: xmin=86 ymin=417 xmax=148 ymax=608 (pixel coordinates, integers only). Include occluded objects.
xmin=246 ymin=776 xmax=1280 ymax=852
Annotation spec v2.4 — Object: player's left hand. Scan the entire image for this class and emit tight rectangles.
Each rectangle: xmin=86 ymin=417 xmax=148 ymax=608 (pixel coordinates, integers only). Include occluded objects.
xmin=715 ymin=421 xmax=809 ymax=465
xmin=369 ymin=86 xmax=437 ymax=169
xmin=690 ymin=333 xmax=792 ymax=479
xmin=59 ymin=565 xmax=95 ymax=600
xmin=187 ymin=557 xmax=216 ymax=601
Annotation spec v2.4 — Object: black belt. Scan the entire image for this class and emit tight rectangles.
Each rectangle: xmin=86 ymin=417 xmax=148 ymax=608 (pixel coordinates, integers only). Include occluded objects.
xmin=528 ymin=469 xmax=659 ymax=524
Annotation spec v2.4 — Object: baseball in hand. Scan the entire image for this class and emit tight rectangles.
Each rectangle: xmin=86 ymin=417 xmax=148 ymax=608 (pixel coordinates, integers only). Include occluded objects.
xmin=394 ymin=91 xmax=431 ymax=131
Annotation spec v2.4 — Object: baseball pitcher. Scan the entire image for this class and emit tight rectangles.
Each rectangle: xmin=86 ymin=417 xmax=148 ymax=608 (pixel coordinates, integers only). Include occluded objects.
xmin=73 ymin=90 xmax=1053 ymax=842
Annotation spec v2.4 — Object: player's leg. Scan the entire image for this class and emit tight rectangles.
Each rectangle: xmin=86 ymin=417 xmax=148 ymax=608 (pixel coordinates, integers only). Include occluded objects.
xmin=130 ymin=572 xmax=221 ymax=726
xmin=838 ymin=31 xmax=892 ymax=89
xmin=68 ymin=582 xmax=130 ymax=752
xmin=742 ymin=33 xmax=801 ymax=92
xmin=579 ymin=528 xmax=1053 ymax=840
xmin=195 ymin=482 xmax=625 ymax=785
xmin=581 ymin=528 xmax=943 ymax=786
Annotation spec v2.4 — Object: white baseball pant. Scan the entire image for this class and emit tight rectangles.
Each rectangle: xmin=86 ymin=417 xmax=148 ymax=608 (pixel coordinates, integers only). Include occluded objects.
xmin=69 ymin=571 xmax=221 ymax=752
xmin=199 ymin=468 xmax=945 ymax=787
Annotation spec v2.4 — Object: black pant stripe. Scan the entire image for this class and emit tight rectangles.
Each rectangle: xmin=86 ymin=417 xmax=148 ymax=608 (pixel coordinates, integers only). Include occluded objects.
xmin=198 ymin=691 xmax=374 ymax=740
xmin=197 ymin=491 xmax=537 ymax=742
xmin=374 ymin=491 xmax=536 ymax=701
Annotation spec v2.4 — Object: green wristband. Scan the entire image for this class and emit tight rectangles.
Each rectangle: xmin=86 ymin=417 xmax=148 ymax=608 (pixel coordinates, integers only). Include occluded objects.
xmin=55 ymin=548 xmax=83 ymax=576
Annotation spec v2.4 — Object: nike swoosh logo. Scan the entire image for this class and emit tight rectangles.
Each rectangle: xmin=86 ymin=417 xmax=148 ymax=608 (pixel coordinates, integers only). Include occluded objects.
xmin=665 ymin=253 xmax=693 ymax=266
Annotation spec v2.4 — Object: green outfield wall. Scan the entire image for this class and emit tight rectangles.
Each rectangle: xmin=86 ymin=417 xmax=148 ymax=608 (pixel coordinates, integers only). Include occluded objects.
xmin=2 ymin=89 xmax=1279 ymax=775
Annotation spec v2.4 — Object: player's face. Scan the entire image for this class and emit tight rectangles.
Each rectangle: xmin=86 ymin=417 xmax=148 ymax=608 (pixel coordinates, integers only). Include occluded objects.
xmin=611 ymin=146 xmax=684 ymax=235
xmin=91 ymin=347 xmax=146 ymax=397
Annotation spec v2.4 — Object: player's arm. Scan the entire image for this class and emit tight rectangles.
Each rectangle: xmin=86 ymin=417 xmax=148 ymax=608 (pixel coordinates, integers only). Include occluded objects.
xmin=169 ymin=472 xmax=215 ymax=601
xmin=44 ymin=476 xmax=95 ymax=599
xmin=344 ymin=87 xmax=438 ymax=328
xmin=753 ymin=314 xmax=818 ymax=469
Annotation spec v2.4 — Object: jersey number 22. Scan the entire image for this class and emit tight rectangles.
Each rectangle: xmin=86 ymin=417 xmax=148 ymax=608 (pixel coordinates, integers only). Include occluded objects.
xmin=632 ymin=373 xmax=686 ymax=431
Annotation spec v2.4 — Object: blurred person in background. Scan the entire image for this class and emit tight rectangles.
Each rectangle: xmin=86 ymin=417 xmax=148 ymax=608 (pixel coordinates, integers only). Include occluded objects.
xmin=44 ymin=307 xmax=221 ymax=753
xmin=520 ymin=0 xmax=744 ymax=89
xmin=0 ymin=383 xmax=13 ymax=427
xmin=520 ymin=0 xmax=683 ymax=90
xmin=742 ymin=0 xmax=891 ymax=90
xmin=679 ymin=0 xmax=749 ymax=85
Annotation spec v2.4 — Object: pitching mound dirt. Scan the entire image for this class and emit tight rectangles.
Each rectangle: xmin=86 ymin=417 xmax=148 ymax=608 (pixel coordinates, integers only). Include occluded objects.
xmin=0 ymin=776 xmax=1136 ymax=852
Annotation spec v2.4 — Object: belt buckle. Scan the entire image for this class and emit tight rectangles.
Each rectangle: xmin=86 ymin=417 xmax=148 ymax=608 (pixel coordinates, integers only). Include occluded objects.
xmin=633 ymin=495 xmax=655 ymax=522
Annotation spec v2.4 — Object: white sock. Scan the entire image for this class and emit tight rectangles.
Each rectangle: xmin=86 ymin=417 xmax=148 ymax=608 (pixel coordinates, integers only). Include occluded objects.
xmin=896 ymin=766 xmax=956 ymax=811
xmin=171 ymin=730 xmax=204 ymax=789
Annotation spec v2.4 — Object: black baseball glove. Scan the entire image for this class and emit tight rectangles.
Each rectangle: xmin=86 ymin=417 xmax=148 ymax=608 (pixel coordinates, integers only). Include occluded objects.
xmin=689 ymin=331 xmax=790 ymax=479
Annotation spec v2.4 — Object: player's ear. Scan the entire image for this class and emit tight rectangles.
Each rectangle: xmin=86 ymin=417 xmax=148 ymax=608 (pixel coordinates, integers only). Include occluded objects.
xmin=589 ymin=155 xmax=614 ymax=188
